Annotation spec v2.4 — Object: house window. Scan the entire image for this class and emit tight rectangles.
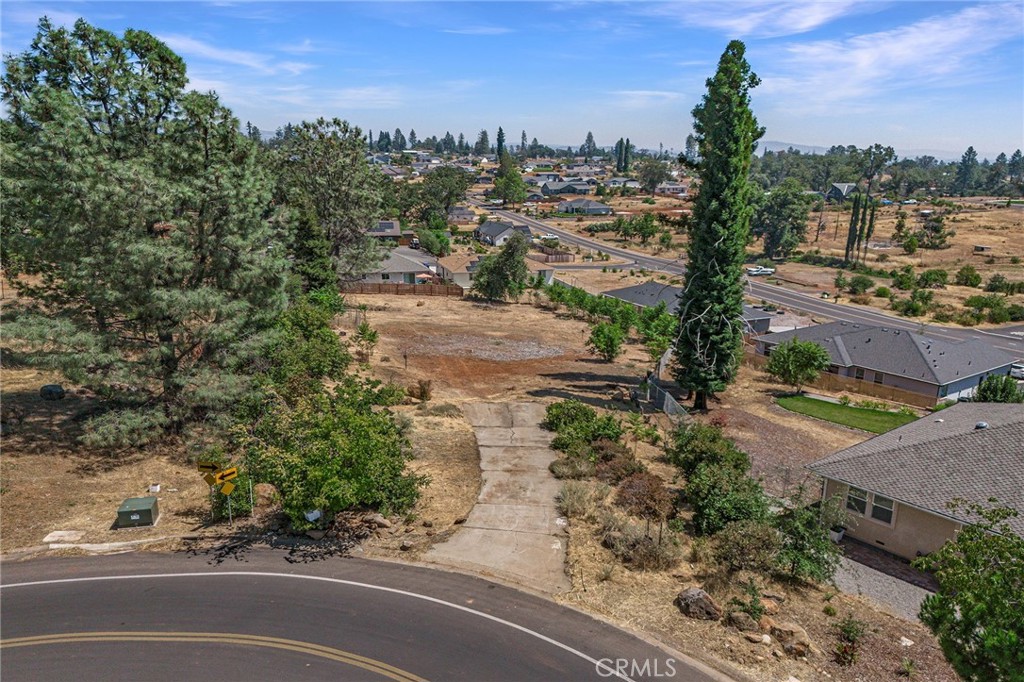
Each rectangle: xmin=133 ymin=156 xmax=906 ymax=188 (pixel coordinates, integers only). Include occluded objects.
xmin=873 ymin=372 xmax=884 ymax=384
xmin=381 ymin=274 xmax=391 ymax=281
xmin=939 ymin=385 xmax=948 ymax=398
xmin=846 ymin=487 xmax=867 ymax=515
xmin=870 ymin=495 xmax=894 ymax=525
xmin=854 ymin=368 xmax=865 ymax=381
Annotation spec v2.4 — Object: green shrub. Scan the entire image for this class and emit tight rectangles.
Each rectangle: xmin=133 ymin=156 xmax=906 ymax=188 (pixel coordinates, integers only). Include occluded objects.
xmin=833 ymin=614 xmax=869 ymax=667
xmin=874 ymin=286 xmax=892 ymax=298
xmin=955 ymin=265 xmax=982 ymax=287
xmin=729 ymin=579 xmax=766 ymax=621
xmin=714 ymin=519 xmax=782 ymax=572
xmin=772 ymin=489 xmax=845 ymax=583
xmin=544 ymin=399 xmax=597 ymax=431
xmin=685 ymin=463 xmax=769 ymax=536
xmin=666 ymin=422 xmax=750 ymax=479
xmin=823 ymin=604 xmax=837 ymax=617
xmin=848 ymin=274 xmax=875 ymax=295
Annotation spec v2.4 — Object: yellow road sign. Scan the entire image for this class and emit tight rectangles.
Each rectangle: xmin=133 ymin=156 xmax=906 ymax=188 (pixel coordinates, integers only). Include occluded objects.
xmin=215 ymin=467 xmax=238 ymax=484
xmin=203 ymin=473 xmax=217 ymax=487
xmin=219 ymin=481 xmax=236 ymax=496
xmin=197 ymin=461 xmax=219 ymax=473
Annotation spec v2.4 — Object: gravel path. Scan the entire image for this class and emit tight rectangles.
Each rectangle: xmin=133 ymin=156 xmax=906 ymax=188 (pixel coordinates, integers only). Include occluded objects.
xmin=834 ymin=556 xmax=933 ymax=621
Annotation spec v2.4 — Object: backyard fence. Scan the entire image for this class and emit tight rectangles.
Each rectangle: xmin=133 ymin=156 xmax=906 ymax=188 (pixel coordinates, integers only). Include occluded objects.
xmin=742 ymin=350 xmax=938 ymax=408
xmin=644 ymin=377 xmax=688 ymax=420
xmin=342 ymin=283 xmax=464 ymax=297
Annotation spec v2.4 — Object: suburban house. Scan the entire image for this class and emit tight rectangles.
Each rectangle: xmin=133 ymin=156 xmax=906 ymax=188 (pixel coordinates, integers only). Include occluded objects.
xmin=437 ymin=252 xmax=555 ymax=288
xmin=827 ymin=183 xmax=858 ymax=201
xmin=447 ymin=206 xmax=477 ymax=224
xmin=534 ymin=172 xmax=561 ymax=183
xmin=541 ymin=181 xmax=593 ymax=196
xmin=474 ymin=221 xmax=531 ymax=246
xmin=655 ymin=181 xmax=688 ymax=195
xmin=366 ymin=220 xmax=402 ymax=242
xmin=754 ymin=321 xmax=1016 ymax=402
xmin=380 ymin=165 xmax=407 ymax=180
xmin=604 ymin=177 xmax=640 ymax=189
xmin=602 ymin=281 xmax=773 ymax=334
xmin=808 ymin=403 xmax=1024 ymax=561
xmin=556 ymin=198 xmax=612 ymax=215
xmin=359 ymin=246 xmax=438 ymax=285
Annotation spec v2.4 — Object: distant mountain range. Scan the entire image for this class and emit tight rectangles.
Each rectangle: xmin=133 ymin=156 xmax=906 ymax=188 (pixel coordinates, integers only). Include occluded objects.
xmin=758 ymin=140 xmax=1005 ymax=163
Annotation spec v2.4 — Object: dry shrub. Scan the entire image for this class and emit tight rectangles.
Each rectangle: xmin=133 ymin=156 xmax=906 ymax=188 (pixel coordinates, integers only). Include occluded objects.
xmin=615 ymin=472 xmax=672 ymax=522
xmin=690 ymin=536 xmax=716 ymax=566
xmin=596 ymin=452 xmax=647 ymax=483
xmin=600 ymin=510 xmax=681 ymax=571
xmin=550 ymin=457 xmax=597 ymax=480
xmin=557 ymin=481 xmax=596 ymax=518
xmin=591 ymin=437 xmax=629 ymax=462
xmin=416 ymin=402 xmax=461 ymax=417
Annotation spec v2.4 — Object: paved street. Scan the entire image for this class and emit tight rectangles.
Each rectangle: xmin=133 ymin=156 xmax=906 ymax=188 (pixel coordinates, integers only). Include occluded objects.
xmin=487 ymin=206 xmax=1024 ymax=358
xmin=0 ymin=552 xmax=730 ymax=682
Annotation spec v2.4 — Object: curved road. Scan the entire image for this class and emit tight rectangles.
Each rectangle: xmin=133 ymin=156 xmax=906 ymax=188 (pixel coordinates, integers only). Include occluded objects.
xmin=0 ymin=551 xmax=731 ymax=682
xmin=486 ymin=205 xmax=1023 ymax=357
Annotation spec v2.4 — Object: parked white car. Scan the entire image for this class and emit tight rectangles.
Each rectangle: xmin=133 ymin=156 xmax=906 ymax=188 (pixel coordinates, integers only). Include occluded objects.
xmin=746 ymin=266 xmax=776 ymax=276
xmin=1011 ymin=363 xmax=1024 ymax=379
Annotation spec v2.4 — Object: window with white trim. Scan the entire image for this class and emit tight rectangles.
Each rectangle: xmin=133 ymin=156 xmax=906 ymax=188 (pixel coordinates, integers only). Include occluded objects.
xmin=381 ymin=273 xmax=391 ymax=281
xmin=846 ymin=487 xmax=867 ymax=515
xmin=870 ymin=495 xmax=894 ymax=524
xmin=854 ymin=368 xmax=865 ymax=381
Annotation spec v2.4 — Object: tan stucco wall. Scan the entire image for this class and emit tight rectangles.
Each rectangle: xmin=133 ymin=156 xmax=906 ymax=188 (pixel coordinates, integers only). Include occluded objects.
xmin=823 ymin=480 xmax=961 ymax=560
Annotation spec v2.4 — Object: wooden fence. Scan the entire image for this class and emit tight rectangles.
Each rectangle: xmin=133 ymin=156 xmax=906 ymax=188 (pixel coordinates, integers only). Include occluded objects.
xmin=342 ymin=283 xmax=464 ymax=297
xmin=742 ymin=350 xmax=938 ymax=408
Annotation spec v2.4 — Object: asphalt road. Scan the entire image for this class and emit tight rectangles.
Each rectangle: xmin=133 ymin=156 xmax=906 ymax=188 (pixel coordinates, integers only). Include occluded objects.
xmin=487 ymin=206 xmax=1024 ymax=358
xmin=0 ymin=551 xmax=730 ymax=682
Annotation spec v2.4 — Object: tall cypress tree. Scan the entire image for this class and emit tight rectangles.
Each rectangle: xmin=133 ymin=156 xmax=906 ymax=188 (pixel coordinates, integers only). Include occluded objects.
xmin=672 ymin=41 xmax=764 ymax=411
xmin=496 ymin=126 xmax=506 ymax=158
xmin=855 ymin=196 xmax=870 ymax=263
xmin=863 ymin=200 xmax=877 ymax=262
xmin=623 ymin=137 xmax=633 ymax=172
xmin=845 ymin=194 xmax=861 ymax=263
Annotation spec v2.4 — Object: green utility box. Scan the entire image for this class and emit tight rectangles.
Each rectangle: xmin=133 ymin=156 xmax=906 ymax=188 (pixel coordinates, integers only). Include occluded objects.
xmin=117 ymin=496 xmax=159 ymax=528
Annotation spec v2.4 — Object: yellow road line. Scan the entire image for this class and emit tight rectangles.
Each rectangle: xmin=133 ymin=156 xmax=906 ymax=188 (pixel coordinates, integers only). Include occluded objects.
xmin=1 ymin=632 xmax=427 ymax=682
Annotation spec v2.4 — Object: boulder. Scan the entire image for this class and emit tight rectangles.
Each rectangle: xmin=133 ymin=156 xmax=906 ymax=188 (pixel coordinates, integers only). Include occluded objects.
xmin=761 ymin=597 xmax=780 ymax=615
xmin=674 ymin=588 xmax=722 ymax=621
xmin=726 ymin=611 xmax=760 ymax=632
xmin=744 ymin=632 xmax=772 ymax=645
xmin=367 ymin=513 xmax=392 ymax=528
xmin=305 ymin=529 xmax=326 ymax=540
xmin=763 ymin=591 xmax=787 ymax=603
xmin=400 ymin=540 xmax=414 ymax=551
xmin=758 ymin=615 xmax=776 ymax=632
xmin=40 ymin=384 xmax=66 ymax=401
xmin=771 ymin=621 xmax=814 ymax=657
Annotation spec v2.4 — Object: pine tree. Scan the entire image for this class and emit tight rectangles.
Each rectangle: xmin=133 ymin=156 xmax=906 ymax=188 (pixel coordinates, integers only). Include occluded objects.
xmin=2 ymin=19 xmax=289 ymax=445
xmin=623 ymin=137 xmax=633 ymax=172
xmin=408 ymin=128 xmax=417 ymax=148
xmin=279 ymin=118 xmax=384 ymax=281
xmin=393 ymin=128 xmax=406 ymax=151
xmin=520 ymin=130 xmax=528 ymax=159
xmin=672 ymin=41 xmax=764 ymax=411
xmin=471 ymin=233 xmax=530 ymax=301
xmin=496 ymin=126 xmax=506 ymax=158
xmin=474 ymin=129 xmax=490 ymax=155
xmin=615 ymin=138 xmax=625 ymax=173
xmin=457 ymin=132 xmax=466 ymax=153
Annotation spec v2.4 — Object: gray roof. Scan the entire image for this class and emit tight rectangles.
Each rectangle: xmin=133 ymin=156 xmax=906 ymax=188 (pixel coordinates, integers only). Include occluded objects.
xmin=602 ymin=281 xmax=772 ymax=325
xmin=377 ymin=246 xmax=437 ymax=275
xmin=558 ymin=198 xmax=611 ymax=210
xmin=830 ymin=182 xmax=858 ymax=197
xmin=367 ymin=220 xmax=401 ymax=238
xmin=808 ymin=403 xmax=1024 ymax=536
xmin=476 ymin=221 xmax=515 ymax=239
xmin=756 ymin=321 xmax=1016 ymax=386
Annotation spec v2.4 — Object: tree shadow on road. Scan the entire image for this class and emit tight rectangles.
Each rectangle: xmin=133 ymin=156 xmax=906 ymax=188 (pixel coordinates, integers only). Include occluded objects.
xmin=180 ymin=534 xmax=357 ymax=566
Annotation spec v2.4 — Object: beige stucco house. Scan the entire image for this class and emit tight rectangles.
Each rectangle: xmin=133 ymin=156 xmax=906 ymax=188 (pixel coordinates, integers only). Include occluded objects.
xmin=808 ymin=403 xmax=1024 ymax=561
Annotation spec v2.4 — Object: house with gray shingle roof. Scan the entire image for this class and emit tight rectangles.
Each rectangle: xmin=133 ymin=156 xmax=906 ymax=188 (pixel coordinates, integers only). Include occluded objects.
xmin=808 ymin=403 xmax=1024 ymax=560
xmin=359 ymin=246 xmax=438 ymax=284
xmin=602 ymin=281 xmax=773 ymax=334
xmin=541 ymin=181 xmax=593 ymax=196
xmin=755 ymin=321 xmax=1016 ymax=402
xmin=556 ymin=198 xmax=612 ymax=215
xmin=827 ymin=182 xmax=858 ymax=201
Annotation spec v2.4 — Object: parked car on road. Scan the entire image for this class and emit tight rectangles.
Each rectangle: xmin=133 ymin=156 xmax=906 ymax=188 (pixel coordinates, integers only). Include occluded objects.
xmin=746 ymin=266 xmax=776 ymax=276
xmin=1011 ymin=363 xmax=1024 ymax=379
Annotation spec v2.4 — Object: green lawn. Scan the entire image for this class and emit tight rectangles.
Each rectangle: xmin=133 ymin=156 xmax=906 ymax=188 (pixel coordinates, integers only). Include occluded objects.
xmin=776 ymin=395 xmax=919 ymax=434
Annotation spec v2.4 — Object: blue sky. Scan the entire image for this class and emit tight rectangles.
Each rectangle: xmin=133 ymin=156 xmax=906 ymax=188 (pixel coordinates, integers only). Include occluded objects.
xmin=3 ymin=1 xmax=1022 ymax=159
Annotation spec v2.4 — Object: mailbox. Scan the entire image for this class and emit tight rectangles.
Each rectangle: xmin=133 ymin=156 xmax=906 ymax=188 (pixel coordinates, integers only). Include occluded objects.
xmin=117 ymin=496 xmax=159 ymax=528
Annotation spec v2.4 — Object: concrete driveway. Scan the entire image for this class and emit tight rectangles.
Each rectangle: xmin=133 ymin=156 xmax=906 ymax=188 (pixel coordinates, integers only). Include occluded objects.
xmin=425 ymin=402 xmax=571 ymax=593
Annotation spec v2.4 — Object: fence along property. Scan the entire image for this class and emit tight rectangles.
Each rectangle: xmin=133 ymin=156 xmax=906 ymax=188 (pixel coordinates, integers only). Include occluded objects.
xmin=741 ymin=350 xmax=938 ymax=408
xmin=342 ymin=283 xmax=464 ymax=296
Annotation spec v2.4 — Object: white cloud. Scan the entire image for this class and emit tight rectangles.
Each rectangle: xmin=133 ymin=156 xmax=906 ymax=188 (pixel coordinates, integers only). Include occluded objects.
xmin=644 ymin=1 xmax=868 ymax=38
xmin=159 ymin=34 xmax=272 ymax=73
xmin=607 ymin=90 xmax=683 ymax=110
xmin=760 ymin=3 xmax=1024 ymax=110
xmin=3 ymin=6 xmax=82 ymax=28
xmin=442 ymin=26 xmax=513 ymax=36
xmin=329 ymin=86 xmax=404 ymax=109
xmin=279 ymin=61 xmax=314 ymax=76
